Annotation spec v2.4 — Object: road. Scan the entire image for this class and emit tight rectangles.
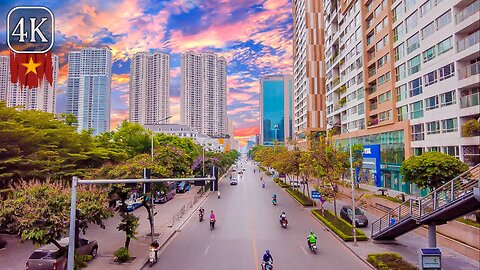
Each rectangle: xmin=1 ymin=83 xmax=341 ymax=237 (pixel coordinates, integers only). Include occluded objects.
xmin=154 ymin=159 xmax=370 ymax=270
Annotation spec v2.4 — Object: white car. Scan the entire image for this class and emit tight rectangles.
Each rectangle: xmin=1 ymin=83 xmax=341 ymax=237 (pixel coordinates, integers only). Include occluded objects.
xmin=230 ymin=178 xmax=238 ymax=185
xmin=290 ymin=180 xmax=301 ymax=188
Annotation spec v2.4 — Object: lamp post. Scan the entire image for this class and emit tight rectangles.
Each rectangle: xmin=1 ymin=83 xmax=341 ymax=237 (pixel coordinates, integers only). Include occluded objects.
xmin=151 ymin=116 xmax=172 ymax=162
xmin=327 ymin=123 xmax=357 ymax=246
xmin=274 ymin=124 xmax=279 ymax=142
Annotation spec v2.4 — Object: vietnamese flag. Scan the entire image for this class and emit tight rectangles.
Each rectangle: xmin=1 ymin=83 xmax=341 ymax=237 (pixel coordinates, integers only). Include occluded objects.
xmin=9 ymin=50 xmax=54 ymax=89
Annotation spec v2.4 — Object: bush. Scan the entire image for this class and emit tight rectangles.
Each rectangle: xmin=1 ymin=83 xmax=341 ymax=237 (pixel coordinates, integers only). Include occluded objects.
xmin=273 ymin=177 xmax=279 ymax=183
xmin=367 ymin=253 xmax=418 ymax=270
xmin=311 ymin=209 xmax=368 ymax=242
xmin=274 ymin=178 xmax=291 ymax=188
xmin=113 ymin=247 xmax=130 ymax=263
xmin=286 ymin=188 xmax=316 ymax=206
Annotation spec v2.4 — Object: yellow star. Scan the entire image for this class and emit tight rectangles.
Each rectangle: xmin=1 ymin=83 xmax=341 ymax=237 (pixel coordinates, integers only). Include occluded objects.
xmin=22 ymin=57 xmax=42 ymax=75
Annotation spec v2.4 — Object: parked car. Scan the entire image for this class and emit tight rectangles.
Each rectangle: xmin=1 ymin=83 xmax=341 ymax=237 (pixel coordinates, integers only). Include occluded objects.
xmin=290 ymin=180 xmax=301 ymax=188
xmin=176 ymin=181 xmax=190 ymax=193
xmin=154 ymin=182 xmax=176 ymax=204
xmin=26 ymin=237 xmax=98 ymax=270
xmin=230 ymin=178 xmax=238 ymax=185
xmin=340 ymin=205 xmax=369 ymax=227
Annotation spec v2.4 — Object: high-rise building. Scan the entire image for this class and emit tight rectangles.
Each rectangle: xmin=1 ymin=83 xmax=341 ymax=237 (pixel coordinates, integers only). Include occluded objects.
xmin=0 ymin=55 xmax=58 ymax=113
xmin=67 ymin=47 xmax=112 ymax=135
xmin=227 ymin=118 xmax=235 ymax=151
xmin=323 ymin=0 xmax=479 ymax=194
xmin=260 ymin=75 xmax=294 ymax=146
xmin=292 ymin=0 xmax=327 ymax=143
xmin=180 ymin=51 xmax=227 ymax=137
xmin=129 ymin=52 xmax=170 ymax=125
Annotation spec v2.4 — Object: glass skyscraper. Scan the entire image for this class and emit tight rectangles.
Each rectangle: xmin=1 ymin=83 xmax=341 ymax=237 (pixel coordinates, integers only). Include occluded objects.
xmin=260 ymin=75 xmax=293 ymax=146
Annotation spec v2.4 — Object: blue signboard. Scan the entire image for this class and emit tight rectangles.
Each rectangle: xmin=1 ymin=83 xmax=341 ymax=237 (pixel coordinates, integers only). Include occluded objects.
xmin=362 ymin=144 xmax=382 ymax=187
xmin=311 ymin=190 xmax=321 ymax=199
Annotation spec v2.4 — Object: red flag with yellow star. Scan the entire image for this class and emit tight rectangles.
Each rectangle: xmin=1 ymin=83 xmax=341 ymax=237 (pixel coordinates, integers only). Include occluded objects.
xmin=9 ymin=51 xmax=53 ymax=89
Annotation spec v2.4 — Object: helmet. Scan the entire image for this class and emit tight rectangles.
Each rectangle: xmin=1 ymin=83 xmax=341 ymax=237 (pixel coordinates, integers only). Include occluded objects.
xmin=266 ymin=250 xmax=270 ymax=254
xmin=310 ymin=230 xmax=314 ymax=234
xmin=282 ymin=211 xmax=285 ymax=214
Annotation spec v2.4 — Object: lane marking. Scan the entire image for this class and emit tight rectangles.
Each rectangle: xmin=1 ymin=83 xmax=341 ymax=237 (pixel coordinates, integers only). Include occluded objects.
xmin=204 ymin=245 xmax=210 ymax=255
xmin=210 ymin=234 xmax=214 ymax=239
xmin=300 ymin=245 xmax=308 ymax=255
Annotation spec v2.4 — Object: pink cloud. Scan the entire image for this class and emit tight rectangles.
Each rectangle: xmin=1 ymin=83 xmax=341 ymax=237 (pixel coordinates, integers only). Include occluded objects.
xmin=110 ymin=109 xmax=129 ymax=130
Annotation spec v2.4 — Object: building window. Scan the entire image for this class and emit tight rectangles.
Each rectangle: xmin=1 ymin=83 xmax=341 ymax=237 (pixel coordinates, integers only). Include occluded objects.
xmin=425 ymin=95 xmax=439 ymax=110
xmin=357 ymin=88 xmax=364 ymax=99
xmin=424 ymin=70 xmax=437 ymax=86
xmin=393 ymin=4 xmax=404 ymax=23
xmin=436 ymin=9 xmax=451 ymax=30
xmin=427 ymin=146 xmax=441 ymax=152
xmin=441 ymin=118 xmax=458 ymax=133
xmin=397 ymin=105 xmax=408 ymax=121
xmin=407 ymin=55 xmax=421 ymax=75
xmin=394 ymin=43 xmax=405 ymax=62
xmin=410 ymin=100 xmax=424 ymax=119
xmin=378 ymin=72 xmax=391 ymax=85
xmin=406 ymin=33 xmax=420 ymax=54
xmin=411 ymin=124 xmax=425 ymax=141
xmin=358 ymin=103 xmax=365 ymax=115
xmin=421 ymin=22 xmax=435 ymax=40
xmin=422 ymin=46 xmax=436 ymax=63
xmin=443 ymin=146 xmax=459 ymax=158
xmin=420 ymin=0 xmax=433 ymax=16
xmin=396 ymin=64 xmax=406 ymax=81
xmin=406 ymin=11 xmax=418 ymax=32
xmin=396 ymin=84 xmax=408 ymax=101
xmin=437 ymin=36 xmax=453 ymax=55
xmin=426 ymin=121 xmax=441 ymax=134
xmin=440 ymin=90 xmax=456 ymax=106
xmin=394 ymin=23 xmax=404 ymax=42
xmin=379 ymin=110 xmax=392 ymax=122
xmin=438 ymin=63 xmax=454 ymax=80
xmin=413 ymin=147 xmax=424 ymax=156
xmin=409 ymin=77 xmax=422 ymax=97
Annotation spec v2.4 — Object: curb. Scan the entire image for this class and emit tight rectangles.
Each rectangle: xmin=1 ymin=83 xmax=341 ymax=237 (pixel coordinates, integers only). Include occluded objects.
xmin=308 ymin=211 xmax=375 ymax=270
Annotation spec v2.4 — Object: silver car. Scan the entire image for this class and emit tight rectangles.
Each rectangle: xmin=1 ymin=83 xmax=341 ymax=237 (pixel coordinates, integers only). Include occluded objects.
xmin=26 ymin=237 xmax=98 ymax=270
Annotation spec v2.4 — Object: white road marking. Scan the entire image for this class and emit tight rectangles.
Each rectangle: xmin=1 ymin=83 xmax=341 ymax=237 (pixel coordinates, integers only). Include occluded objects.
xmin=204 ymin=245 xmax=210 ymax=255
xmin=210 ymin=234 xmax=214 ymax=239
xmin=300 ymin=245 xmax=308 ymax=255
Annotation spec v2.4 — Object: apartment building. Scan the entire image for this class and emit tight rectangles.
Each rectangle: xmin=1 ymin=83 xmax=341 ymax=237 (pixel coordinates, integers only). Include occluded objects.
xmin=323 ymin=0 xmax=479 ymax=195
xmin=292 ymin=0 xmax=327 ymax=143
xmin=0 ymin=55 xmax=58 ymax=113
xmin=129 ymin=52 xmax=170 ymax=125
xmin=180 ymin=51 xmax=227 ymax=137
xmin=67 ymin=47 xmax=113 ymax=135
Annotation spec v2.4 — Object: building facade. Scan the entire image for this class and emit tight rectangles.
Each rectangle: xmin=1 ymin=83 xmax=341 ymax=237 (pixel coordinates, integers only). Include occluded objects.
xmin=67 ymin=47 xmax=113 ymax=135
xmin=180 ymin=51 xmax=227 ymax=137
xmin=292 ymin=0 xmax=327 ymax=143
xmin=323 ymin=0 xmax=479 ymax=194
xmin=129 ymin=52 xmax=170 ymax=125
xmin=0 ymin=55 xmax=58 ymax=113
xmin=260 ymin=75 xmax=294 ymax=146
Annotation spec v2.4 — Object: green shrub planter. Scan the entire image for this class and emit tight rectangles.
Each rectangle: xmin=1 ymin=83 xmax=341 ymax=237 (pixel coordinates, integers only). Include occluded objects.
xmin=273 ymin=177 xmax=280 ymax=183
xmin=286 ymin=188 xmax=316 ymax=206
xmin=367 ymin=253 xmax=418 ymax=270
xmin=311 ymin=209 xmax=368 ymax=242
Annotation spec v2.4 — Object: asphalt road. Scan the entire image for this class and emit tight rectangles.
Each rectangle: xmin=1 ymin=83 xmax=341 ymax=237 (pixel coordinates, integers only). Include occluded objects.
xmin=154 ymin=158 xmax=370 ymax=270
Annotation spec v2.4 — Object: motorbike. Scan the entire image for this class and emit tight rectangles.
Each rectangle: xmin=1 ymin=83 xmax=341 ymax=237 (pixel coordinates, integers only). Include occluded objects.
xmin=148 ymin=241 xmax=160 ymax=266
xmin=199 ymin=211 xmax=204 ymax=222
xmin=210 ymin=218 xmax=216 ymax=230
xmin=308 ymin=242 xmax=317 ymax=254
xmin=261 ymin=261 xmax=274 ymax=270
xmin=280 ymin=218 xmax=287 ymax=228
xmin=272 ymin=198 xmax=277 ymax=205
xmin=262 ymin=182 xmax=265 ymax=188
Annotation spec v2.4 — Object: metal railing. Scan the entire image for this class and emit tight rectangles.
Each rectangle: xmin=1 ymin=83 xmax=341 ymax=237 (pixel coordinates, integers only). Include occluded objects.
xmin=457 ymin=30 xmax=480 ymax=53
xmin=460 ymin=92 xmax=479 ymax=108
xmin=372 ymin=164 xmax=480 ymax=238
xmin=456 ymin=0 xmax=480 ymax=24
xmin=461 ymin=62 xmax=480 ymax=79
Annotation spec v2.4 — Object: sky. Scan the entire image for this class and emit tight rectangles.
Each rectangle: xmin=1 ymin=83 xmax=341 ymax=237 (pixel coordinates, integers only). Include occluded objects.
xmin=0 ymin=0 xmax=293 ymax=146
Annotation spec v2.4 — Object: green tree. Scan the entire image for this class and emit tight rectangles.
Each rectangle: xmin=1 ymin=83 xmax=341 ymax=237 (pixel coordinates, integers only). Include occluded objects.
xmin=112 ymin=121 xmax=151 ymax=157
xmin=59 ymin=112 xmax=78 ymax=126
xmin=0 ymin=181 xmax=111 ymax=249
xmin=400 ymin=151 xmax=469 ymax=191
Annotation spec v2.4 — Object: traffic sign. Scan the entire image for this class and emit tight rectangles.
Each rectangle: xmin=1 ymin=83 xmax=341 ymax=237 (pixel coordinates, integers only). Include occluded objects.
xmin=311 ymin=190 xmax=321 ymax=199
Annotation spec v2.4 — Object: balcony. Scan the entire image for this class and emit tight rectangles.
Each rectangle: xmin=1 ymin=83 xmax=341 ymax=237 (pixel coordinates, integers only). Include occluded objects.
xmin=368 ymin=116 xmax=379 ymax=127
xmin=457 ymin=30 xmax=480 ymax=53
xmin=367 ymin=86 xmax=377 ymax=95
xmin=332 ymin=77 xmax=340 ymax=87
xmin=338 ymin=97 xmax=347 ymax=108
xmin=368 ymin=67 xmax=376 ymax=78
xmin=461 ymin=119 xmax=480 ymax=137
xmin=456 ymin=0 xmax=480 ymax=24
xmin=460 ymin=92 xmax=479 ymax=108
xmin=461 ymin=62 xmax=480 ymax=79
xmin=339 ymin=85 xmax=347 ymax=94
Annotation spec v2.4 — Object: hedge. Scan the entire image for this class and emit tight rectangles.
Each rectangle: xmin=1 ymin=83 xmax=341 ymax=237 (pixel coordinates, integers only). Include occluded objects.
xmin=286 ymin=188 xmax=316 ymax=206
xmin=367 ymin=253 xmax=418 ymax=270
xmin=273 ymin=178 xmax=291 ymax=188
xmin=311 ymin=209 xmax=368 ymax=242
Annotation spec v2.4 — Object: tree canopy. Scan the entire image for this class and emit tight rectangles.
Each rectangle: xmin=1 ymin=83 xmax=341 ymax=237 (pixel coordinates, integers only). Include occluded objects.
xmin=400 ymin=151 xmax=469 ymax=190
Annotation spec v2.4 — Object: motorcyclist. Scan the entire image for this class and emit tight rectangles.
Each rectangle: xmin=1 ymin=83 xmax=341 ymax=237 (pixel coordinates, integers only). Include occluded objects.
xmin=307 ymin=230 xmax=317 ymax=249
xmin=272 ymin=194 xmax=277 ymax=204
xmin=262 ymin=250 xmax=273 ymax=269
xmin=279 ymin=211 xmax=287 ymax=225
xmin=262 ymin=180 xmax=265 ymax=188
xmin=198 ymin=207 xmax=205 ymax=221
xmin=210 ymin=210 xmax=216 ymax=221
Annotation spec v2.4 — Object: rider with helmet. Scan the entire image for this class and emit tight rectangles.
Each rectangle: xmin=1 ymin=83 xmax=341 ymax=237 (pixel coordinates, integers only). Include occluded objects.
xmin=307 ymin=230 xmax=317 ymax=250
xmin=262 ymin=250 xmax=273 ymax=269
xmin=279 ymin=211 xmax=287 ymax=225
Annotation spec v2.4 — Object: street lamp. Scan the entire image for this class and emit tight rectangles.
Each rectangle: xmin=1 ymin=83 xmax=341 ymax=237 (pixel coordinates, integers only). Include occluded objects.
xmin=151 ymin=116 xmax=172 ymax=162
xmin=326 ymin=122 xmax=357 ymax=246
xmin=273 ymin=124 xmax=279 ymax=142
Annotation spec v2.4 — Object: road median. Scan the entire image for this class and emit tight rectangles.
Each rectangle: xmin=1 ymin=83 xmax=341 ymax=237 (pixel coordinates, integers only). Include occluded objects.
xmin=285 ymin=187 xmax=316 ymax=207
xmin=311 ymin=209 xmax=368 ymax=242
